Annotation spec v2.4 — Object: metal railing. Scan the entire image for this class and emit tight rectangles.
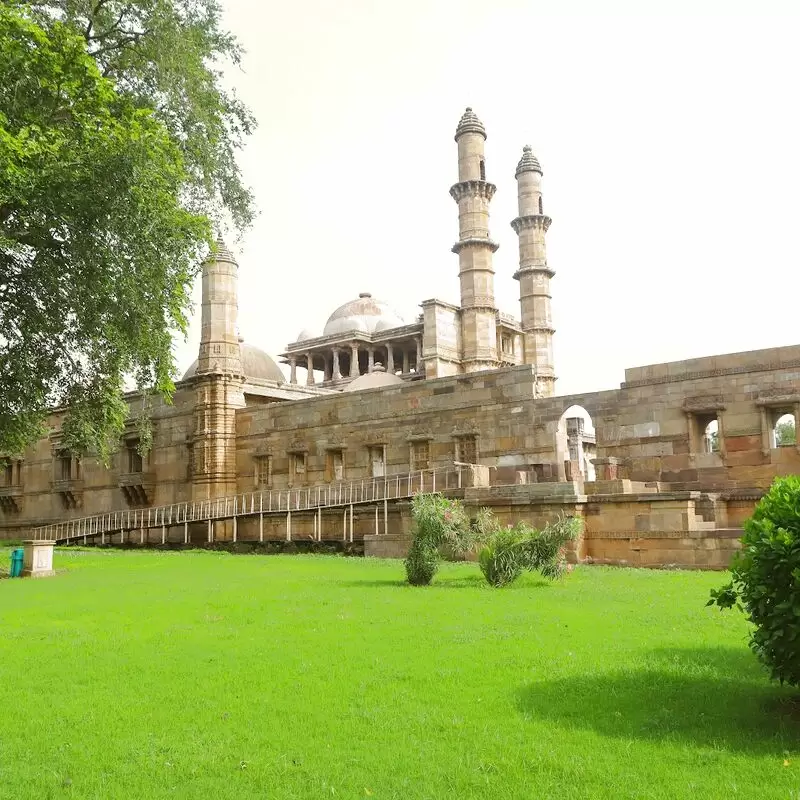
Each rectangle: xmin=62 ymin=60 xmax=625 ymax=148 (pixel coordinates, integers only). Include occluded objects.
xmin=31 ymin=466 xmax=467 ymax=543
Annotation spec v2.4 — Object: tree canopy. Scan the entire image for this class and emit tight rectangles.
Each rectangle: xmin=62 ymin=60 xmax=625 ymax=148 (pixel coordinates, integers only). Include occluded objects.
xmin=0 ymin=1 xmax=255 ymax=462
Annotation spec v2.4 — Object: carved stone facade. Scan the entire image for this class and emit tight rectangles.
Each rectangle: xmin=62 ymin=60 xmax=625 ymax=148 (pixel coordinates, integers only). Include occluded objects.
xmin=2 ymin=110 xmax=798 ymax=569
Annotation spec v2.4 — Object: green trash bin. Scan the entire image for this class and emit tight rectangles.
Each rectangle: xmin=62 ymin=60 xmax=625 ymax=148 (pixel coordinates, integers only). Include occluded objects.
xmin=9 ymin=548 xmax=23 ymax=578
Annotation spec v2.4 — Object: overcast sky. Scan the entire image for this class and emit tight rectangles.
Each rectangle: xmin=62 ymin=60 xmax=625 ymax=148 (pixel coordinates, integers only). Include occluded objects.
xmin=175 ymin=0 xmax=800 ymax=396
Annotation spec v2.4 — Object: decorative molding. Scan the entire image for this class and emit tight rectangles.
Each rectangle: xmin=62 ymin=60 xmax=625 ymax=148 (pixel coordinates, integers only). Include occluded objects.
xmin=461 ymin=297 xmax=498 ymax=311
xmin=623 ymin=359 xmax=800 ymax=388
xmin=682 ymin=396 xmax=727 ymax=413
xmin=513 ymin=265 xmax=555 ymax=280
xmin=755 ymin=393 xmax=800 ymax=407
xmin=406 ymin=430 xmax=434 ymax=442
xmin=522 ymin=325 xmax=556 ymax=335
xmin=451 ymin=237 xmax=500 ymax=255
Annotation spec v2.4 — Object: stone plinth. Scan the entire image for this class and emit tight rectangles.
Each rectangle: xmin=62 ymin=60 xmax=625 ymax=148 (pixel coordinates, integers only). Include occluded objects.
xmin=22 ymin=540 xmax=55 ymax=578
xmin=364 ymin=533 xmax=411 ymax=559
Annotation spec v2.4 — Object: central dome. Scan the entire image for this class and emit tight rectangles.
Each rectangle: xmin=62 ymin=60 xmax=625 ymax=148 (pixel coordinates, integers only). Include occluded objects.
xmin=182 ymin=341 xmax=285 ymax=384
xmin=323 ymin=293 xmax=406 ymax=337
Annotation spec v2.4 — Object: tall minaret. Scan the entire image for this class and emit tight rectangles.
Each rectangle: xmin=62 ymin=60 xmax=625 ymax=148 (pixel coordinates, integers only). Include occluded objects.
xmin=512 ymin=146 xmax=555 ymax=397
xmin=196 ymin=238 xmax=244 ymax=377
xmin=192 ymin=238 xmax=244 ymax=505
xmin=450 ymin=108 xmax=499 ymax=372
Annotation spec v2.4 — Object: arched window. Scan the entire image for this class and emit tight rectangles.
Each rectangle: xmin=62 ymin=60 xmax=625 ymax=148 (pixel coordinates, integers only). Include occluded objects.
xmin=703 ymin=419 xmax=719 ymax=453
xmin=773 ymin=412 xmax=796 ymax=447
xmin=558 ymin=406 xmax=596 ymax=482
xmin=538 ymin=196 xmax=543 ymax=214
xmin=479 ymin=159 xmax=486 ymax=181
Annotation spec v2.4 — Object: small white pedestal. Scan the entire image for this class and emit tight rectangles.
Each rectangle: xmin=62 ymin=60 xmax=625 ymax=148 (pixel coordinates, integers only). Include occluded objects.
xmin=22 ymin=540 xmax=56 ymax=578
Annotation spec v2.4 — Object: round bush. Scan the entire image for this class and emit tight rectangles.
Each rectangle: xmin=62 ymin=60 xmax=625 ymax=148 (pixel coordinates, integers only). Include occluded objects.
xmin=709 ymin=475 xmax=800 ymax=685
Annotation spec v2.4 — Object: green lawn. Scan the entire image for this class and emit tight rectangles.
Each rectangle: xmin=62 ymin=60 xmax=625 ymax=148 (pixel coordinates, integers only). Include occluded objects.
xmin=1 ymin=550 xmax=799 ymax=799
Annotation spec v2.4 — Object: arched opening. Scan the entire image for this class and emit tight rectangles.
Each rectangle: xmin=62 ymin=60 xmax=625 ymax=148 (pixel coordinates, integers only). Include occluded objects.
xmin=557 ymin=405 xmax=596 ymax=482
xmin=773 ymin=412 xmax=796 ymax=448
xmin=479 ymin=158 xmax=486 ymax=181
xmin=703 ymin=419 xmax=719 ymax=453
xmin=538 ymin=196 xmax=543 ymax=214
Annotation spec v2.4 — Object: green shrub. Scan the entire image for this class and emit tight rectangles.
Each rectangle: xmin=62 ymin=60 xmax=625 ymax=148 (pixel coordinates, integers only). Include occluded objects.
xmin=404 ymin=540 xmax=439 ymax=586
xmin=478 ymin=515 xmax=582 ymax=588
xmin=528 ymin=515 xmax=582 ymax=580
xmin=708 ymin=475 xmax=800 ymax=685
xmin=404 ymin=494 xmax=479 ymax=586
xmin=478 ymin=525 xmax=529 ymax=587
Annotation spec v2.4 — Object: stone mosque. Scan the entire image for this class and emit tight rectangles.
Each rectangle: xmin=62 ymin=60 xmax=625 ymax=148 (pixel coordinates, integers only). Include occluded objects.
xmin=2 ymin=108 xmax=800 ymax=567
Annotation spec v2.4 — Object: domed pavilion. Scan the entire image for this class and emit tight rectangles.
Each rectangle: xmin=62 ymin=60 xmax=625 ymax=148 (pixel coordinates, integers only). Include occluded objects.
xmin=281 ymin=292 xmax=424 ymax=388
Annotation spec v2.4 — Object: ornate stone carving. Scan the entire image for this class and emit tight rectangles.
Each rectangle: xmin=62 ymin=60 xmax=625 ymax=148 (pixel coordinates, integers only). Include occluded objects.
xmin=449 ymin=181 xmax=497 ymax=203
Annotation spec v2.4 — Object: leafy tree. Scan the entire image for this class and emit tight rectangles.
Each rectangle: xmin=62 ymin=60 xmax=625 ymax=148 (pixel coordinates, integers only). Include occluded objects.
xmin=0 ymin=2 xmax=254 ymax=461
xmin=708 ymin=476 xmax=800 ymax=685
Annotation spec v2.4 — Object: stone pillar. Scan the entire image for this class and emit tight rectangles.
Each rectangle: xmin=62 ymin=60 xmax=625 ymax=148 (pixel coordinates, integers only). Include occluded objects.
xmin=512 ymin=146 xmax=555 ymax=397
xmin=595 ymin=457 xmax=623 ymax=481
xmin=289 ymin=356 xmax=297 ymax=385
xmin=402 ymin=349 xmax=410 ymax=374
xmin=350 ymin=344 xmax=360 ymax=378
xmin=451 ymin=108 xmax=499 ymax=373
xmin=306 ymin=353 xmax=315 ymax=386
xmin=415 ymin=337 xmax=422 ymax=372
xmin=332 ymin=348 xmax=341 ymax=382
xmin=386 ymin=343 xmax=395 ymax=373
xmin=368 ymin=347 xmax=375 ymax=373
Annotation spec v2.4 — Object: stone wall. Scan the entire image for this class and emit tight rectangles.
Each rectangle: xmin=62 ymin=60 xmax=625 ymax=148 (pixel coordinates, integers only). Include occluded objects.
xmin=3 ymin=343 xmax=799 ymax=570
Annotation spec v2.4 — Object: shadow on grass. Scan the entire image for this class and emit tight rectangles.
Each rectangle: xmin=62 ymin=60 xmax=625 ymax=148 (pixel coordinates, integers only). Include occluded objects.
xmin=339 ymin=573 xmax=554 ymax=590
xmin=517 ymin=646 xmax=800 ymax=754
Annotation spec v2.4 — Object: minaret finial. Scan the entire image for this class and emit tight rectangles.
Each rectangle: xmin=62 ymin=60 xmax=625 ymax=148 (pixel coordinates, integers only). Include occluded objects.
xmin=515 ymin=145 xmax=543 ymax=177
xmin=455 ymin=107 xmax=486 ymax=141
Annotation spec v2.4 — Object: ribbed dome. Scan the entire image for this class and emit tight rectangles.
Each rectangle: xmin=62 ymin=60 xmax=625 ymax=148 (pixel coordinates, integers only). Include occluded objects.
xmin=323 ymin=293 xmax=406 ymax=337
xmin=344 ymin=365 xmax=404 ymax=392
xmin=182 ymin=342 xmax=285 ymax=383
xmin=455 ymin=107 xmax=486 ymax=141
xmin=515 ymin=145 xmax=542 ymax=177
xmin=211 ymin=236 xmax=237 ymax=264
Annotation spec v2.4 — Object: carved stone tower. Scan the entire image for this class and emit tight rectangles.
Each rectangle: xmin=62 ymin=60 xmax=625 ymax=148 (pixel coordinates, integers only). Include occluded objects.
xmin=191 ymin=238 xmax=244 ymax=502
xmin=450 ymin=108 xmax=500 ymax=372
xmin=512 ymin=146 xmax=556 ymax=397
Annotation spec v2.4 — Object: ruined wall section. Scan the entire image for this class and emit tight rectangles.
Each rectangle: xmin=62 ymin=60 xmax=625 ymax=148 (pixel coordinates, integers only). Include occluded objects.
xmin=0 ymin=385 xmax=196 ymax=537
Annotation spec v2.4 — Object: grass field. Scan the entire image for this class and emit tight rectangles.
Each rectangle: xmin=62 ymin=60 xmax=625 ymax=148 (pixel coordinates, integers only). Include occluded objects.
xmin=1 ymin=549 xmax=799 ymax=799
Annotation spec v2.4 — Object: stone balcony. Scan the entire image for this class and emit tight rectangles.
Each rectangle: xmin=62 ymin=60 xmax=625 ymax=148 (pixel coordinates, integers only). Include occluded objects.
xmin=51 ymin=479 xmax=84 ymax=510
xmin=119 ymin=472 xmax=156 ymax=507
xmin=0 ymin=485 xmax=22 ymax=513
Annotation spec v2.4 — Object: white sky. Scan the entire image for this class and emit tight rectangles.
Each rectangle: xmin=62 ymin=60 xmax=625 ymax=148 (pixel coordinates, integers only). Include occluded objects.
xmin=175 ymin=0 xmax=800 ymax=396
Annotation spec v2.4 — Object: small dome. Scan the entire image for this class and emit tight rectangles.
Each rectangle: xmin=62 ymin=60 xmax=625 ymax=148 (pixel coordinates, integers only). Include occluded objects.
xmin=296 ymin=328 xmax=317 ymax=342
xmin=344 ymin=365 xmax=404 ymax=392
xmin=515 ymin=145 xmax=542 ymax=177
xmin=182 ymin=342 xmax=285 ymax=383
xmin=323 ymin=293 xmax=406 ymax=337
xmin=455 ymin=107 xmax=486 ymax=141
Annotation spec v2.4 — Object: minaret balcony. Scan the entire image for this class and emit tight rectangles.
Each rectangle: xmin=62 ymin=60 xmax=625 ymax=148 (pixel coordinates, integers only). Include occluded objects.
xmin=451 ymin=237 xmax=500 ymax=255
xmin=449 ymin=180 xmax=497 ymax=203
xmin=510 ymin=214 xmax=552 ymax=234
xmin=513 ymin=264 xmax=555 ymax=280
